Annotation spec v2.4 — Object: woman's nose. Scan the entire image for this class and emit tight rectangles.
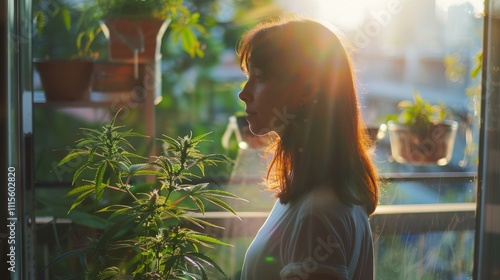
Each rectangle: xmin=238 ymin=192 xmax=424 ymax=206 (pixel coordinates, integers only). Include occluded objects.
xmin=238 ymin=83 xmax=250 ymax=102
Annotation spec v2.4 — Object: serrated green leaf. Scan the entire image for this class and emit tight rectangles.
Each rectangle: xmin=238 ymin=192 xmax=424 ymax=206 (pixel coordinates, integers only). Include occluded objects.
xmin=132 ymin=169 xmax=164 ymax=177
xmin=67 ymin=189 xmax=94 ymax=214
xmin=121 ymin=131 xmax=147 ymax=138
xmin=183 ymin=183 xmax=208 ymax=193
xmin=121 ymin=151 xmax=147 ymax=159
xmin=75 ymin=139 xmax=97 ymax=148
xmin=95 ymin=162 xmax=107 ymax=202
xmin=87 ymin=146 xmax=100 ymax=163
xmin=66 ymin=184 xmax=94 ymax=197
xmin=181 ymin=216 xmax=224 ymax=229
xmin=80 ymin=127 xmax=102 ymax=136
xmin=129 ymin=163 xmax=149 ymax=172
xmin=72 ymin=161 xmax=91 ymax=185
xmin=59 ymin=151 xmax=88 ymax=166
xmin=189 ymin=196 xmax=205 ymax=213
xmin=201 ymin=196 xmax=237 ymax=216
xmin=185 ymin=234 xmax=231 ymax=246
xmin=160 ymin=134 xmax=181 ymax=149
xmin=185 ymin=252 xmax=226 ymax=276
xmin=184 ymin=256 xmax=207 ymax=280
xmin=190 ymin=132 xmax=212 ymax=143
xmin=198 ymin=189 xmax=246 ymax=200
xmin=97 ymin=204 xmax=131 ymax=213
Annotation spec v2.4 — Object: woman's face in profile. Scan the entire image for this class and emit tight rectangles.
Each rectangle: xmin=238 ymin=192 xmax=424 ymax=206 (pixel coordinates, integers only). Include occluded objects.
xmin=238 ymin=64 xmax=304 ymax=136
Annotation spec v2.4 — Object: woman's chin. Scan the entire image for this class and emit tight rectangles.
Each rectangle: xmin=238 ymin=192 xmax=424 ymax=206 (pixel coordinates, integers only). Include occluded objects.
xmin=248 ymin=125 xmax=271 ymax=136
xmin=250 ymin=128 xmax=281 ymax=140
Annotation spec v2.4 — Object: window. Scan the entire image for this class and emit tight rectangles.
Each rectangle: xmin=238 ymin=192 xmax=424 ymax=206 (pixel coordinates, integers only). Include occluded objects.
xmin=27 ymin=0 xmax=488 ymax=279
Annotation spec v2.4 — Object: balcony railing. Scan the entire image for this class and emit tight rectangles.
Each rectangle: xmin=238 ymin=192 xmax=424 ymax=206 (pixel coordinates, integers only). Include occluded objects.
xmin=36 ymin=171 xmax=477 ymax=279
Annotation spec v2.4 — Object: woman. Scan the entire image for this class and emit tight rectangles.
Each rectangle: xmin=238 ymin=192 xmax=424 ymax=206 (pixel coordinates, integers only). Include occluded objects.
xmin=237 ymin=17 xmax=379 ymax=280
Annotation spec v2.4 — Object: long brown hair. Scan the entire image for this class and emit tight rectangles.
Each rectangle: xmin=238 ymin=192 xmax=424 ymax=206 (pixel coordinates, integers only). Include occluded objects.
xmin=237 ymin=17 xmax=379 ymax=215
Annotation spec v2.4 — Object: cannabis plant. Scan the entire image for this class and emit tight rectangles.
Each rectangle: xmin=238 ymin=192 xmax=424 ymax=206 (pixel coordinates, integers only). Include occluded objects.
xmin=53 ymin=112 xmax=242 ymax=279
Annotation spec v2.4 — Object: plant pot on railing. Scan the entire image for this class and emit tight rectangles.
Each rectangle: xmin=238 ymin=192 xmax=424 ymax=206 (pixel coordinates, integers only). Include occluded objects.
xmin=387 ymin=120 xmax=458 ymax=165
xmin=34 ymin=60 xmax=94 ymax=101
xmin=100 ymin=19 xmax=170 ymax=62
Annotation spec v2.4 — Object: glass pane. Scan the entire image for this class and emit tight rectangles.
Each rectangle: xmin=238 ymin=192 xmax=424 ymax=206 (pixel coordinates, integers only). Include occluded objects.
xmin=214 ymin=0 xmax=483 ymax=279
xmin=31 ymin=0 xmax=484 ymax=279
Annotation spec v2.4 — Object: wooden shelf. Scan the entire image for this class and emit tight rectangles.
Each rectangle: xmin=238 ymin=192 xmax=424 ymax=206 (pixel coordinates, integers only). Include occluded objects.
xmin=33 ymin=90 xmax=150 ymax=107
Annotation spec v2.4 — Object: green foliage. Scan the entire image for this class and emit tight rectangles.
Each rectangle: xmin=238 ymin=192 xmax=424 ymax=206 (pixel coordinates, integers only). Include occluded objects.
xmin=51 ymin=111 xmax=244 ymax=279
xmin=97 ymin=0 xmax=179 ymax=20
xmin=384 ymin=90 xmax=450 ymax=128
xmin=470 ymin=50 xmax=483 ymax=79
xmin=33 ymin=0 xmax=102 ymax=59
xmin=97 ymin=0 xmax=207 ymax=57
xmin=34 ymin=0 xmax=207 ymax=59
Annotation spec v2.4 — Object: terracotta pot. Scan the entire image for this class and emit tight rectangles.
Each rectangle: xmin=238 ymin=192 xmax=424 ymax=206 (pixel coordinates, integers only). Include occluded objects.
xmin=92 ymin=61 xmax=146 ymax=92
xmin=34 ymin=60 xmax=93 ymax=101
xmin=101 ymin=19 xmax=170 ymax=62
xmin=387 ymin=120 xmax=458 ymax=165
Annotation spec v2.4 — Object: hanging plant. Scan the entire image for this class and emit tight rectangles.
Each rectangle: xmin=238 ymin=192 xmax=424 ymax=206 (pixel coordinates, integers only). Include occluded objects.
xmin=384 ymin=91 xmax=458 ymax=165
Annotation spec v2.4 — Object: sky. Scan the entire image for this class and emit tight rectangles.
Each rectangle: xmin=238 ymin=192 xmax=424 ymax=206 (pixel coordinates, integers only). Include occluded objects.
xmin=277 ymin=0 xmax=484 ymax=29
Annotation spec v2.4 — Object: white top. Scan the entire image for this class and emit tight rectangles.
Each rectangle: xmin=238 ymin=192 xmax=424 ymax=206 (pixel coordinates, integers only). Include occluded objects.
xmin=240 ymin=187 xmax=374 ymax=280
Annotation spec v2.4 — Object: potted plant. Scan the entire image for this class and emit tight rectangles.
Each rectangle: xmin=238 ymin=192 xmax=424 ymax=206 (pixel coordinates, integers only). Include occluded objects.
xmin=49 ymin=112 xmax=243 ymax=279
xmin=385 ymin=91 xmax=458 ymax=165
xmin=96 ymin=0 xmax=206 ymax=62
xmin=33 ymin=0 xmax=102 ymax=101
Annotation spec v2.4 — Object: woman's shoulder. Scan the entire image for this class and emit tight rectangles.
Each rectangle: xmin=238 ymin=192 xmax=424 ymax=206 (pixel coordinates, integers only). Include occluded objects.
xmin=297 ymin=186 xmax=346 ymax=210
xmin=283 ymin=186 xmax=370 ymax=246
xmin=293 ymin=186 xmax=367 ymax=222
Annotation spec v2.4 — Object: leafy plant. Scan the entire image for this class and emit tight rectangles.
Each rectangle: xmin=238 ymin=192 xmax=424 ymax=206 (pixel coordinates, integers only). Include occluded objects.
xmin=96 ymin=0 xmax=207 ymax=57
xmin=50 ymin=112 xmax=243 ymax=279
xmin=384 ymin=90 xmax=450 ymax=128
xmin=33 ymin=0 xmax=102 ymax=59
xmin=97 ymin=0 xmax=178 ymax=20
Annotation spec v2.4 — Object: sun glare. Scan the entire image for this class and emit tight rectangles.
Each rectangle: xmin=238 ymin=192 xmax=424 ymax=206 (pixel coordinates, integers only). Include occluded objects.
xmin=278 ymin=0 xmax=395 ymax=29
xmin=436 ymin=0 xmax=484 ymax=12
xmin=278 ymin=0 xmax=483 ymax=29
xmin=310 ymin=0 xmax=377 ymax=28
